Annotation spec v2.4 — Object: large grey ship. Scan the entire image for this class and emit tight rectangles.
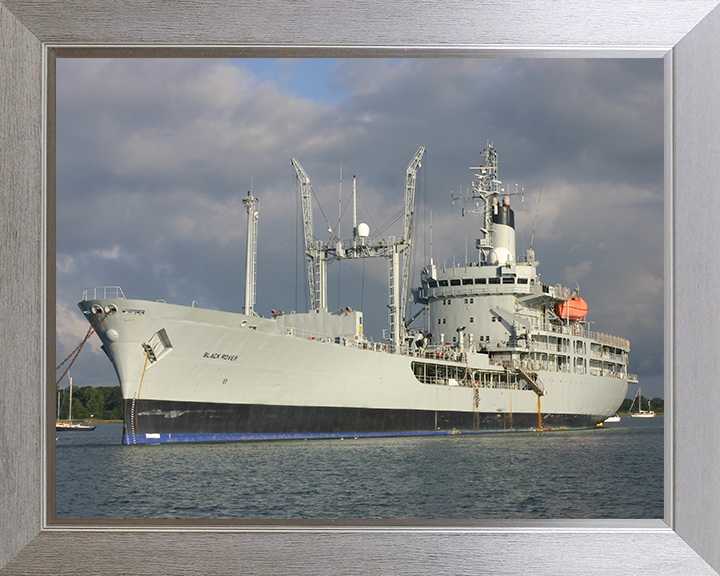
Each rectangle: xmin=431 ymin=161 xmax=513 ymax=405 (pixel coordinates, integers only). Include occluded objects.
xmin=79 ymin=144 xmax=632 ymax=444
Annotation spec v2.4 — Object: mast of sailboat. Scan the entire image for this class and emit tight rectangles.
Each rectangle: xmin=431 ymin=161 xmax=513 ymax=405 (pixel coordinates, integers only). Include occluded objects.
xmin=68 ymin=373 xmax=73 ymax=423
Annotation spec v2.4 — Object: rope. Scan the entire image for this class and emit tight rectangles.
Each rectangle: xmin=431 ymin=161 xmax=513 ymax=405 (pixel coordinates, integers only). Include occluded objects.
xmin=56 ymin=311 xmax=110 ymax=386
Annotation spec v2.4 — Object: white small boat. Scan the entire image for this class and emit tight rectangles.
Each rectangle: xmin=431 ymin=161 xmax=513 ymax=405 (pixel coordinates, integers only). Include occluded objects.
xmin=603 ymin=414 xmax=621 ymax=423
xmin=55 ymin=420 xmax=96 ymax=431
xmin=628 ymin=387 xmax=655 ymax=418
xmin=56 ymin=374 xmax=96 ymax=432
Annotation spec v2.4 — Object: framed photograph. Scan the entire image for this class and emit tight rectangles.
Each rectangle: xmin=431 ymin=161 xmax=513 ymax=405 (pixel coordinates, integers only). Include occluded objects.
xmin=51 ymin=55 xmax=665 ymax=521
xmin=2 ymin=1 xmax=720 ymax=574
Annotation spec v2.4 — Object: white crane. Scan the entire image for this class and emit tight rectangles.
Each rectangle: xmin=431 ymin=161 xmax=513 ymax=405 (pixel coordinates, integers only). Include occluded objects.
xmin=291 ymin=147 xmax=426 ymax=351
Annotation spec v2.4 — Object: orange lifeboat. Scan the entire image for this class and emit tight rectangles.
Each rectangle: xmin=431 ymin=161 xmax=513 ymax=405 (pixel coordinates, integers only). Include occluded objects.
xmin=554 ymin=296 xmax=588 ymax=321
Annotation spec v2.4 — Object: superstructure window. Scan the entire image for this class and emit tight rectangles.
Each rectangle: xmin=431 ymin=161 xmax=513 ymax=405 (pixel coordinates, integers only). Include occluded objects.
xmin=502 ymin=277 xmax=515 ymax=284
xmin=450 ymin=279 xmax=461 ymax=286
xmin=462 ymin=278 xmax=473 ymax=285
xmin=428 ymin=280 xmax=438 ymax=288
xmin=518 ymin=278 xmax=528 ymax=284
xmin=489 ymin=278 xmax=500 ymax=284
xmin=439 ymin=280 xmax=449 ymax=287
xmin=476 ymin=278 xmax=486 ymax=284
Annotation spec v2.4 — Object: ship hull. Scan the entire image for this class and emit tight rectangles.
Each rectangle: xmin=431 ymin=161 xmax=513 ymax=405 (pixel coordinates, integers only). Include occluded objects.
xmin=123 ymin=398 xmax=605 ymax=444
xmin=80 ymin=297 xmax=628 ymax=445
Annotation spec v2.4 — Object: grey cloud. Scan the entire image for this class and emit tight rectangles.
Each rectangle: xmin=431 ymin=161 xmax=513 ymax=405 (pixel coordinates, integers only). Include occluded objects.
xmin=56 ymin=57 xmax=663 ymax=396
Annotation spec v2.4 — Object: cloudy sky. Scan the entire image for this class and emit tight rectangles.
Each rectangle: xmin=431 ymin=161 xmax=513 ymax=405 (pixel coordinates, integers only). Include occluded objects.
xmin=56 ymin=58 xmax=664 ymax=399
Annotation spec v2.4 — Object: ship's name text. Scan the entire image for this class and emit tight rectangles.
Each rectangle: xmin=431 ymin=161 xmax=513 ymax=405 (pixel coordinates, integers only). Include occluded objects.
xmin=203 ymin=352 xmax=239 ymax=361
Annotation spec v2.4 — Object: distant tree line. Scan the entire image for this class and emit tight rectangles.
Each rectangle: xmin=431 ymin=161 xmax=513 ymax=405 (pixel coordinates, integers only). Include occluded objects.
xmin=617 ymin=396 xmax=664 ymax=414
xmin=56 ymin=385 xmax=123 ymax=421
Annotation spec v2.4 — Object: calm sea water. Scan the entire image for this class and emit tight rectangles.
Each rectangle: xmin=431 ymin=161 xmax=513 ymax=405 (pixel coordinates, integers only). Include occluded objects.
xmin=55 ymin=416 xmax=663 ymax=519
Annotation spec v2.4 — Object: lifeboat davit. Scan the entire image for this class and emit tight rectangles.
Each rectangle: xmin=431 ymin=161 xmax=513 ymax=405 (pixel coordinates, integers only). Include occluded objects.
xmin=554 ymin=296 xmax=588 ymax=321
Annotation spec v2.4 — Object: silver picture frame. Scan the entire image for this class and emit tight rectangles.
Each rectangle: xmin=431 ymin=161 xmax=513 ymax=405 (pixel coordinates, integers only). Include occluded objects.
xmin=2 ymin=1 xmax=719 ymax=573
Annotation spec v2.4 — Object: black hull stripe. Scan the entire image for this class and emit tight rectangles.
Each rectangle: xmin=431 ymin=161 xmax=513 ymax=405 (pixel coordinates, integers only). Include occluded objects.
xmin=123 ymin=399 xmax=603 ymax=444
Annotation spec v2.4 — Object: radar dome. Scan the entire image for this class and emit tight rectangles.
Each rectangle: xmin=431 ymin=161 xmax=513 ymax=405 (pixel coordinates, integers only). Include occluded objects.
xmin=357 ymin=222 xmax=370 ymax=237
xmin=487 ymin=247 xmax=513 ymax=265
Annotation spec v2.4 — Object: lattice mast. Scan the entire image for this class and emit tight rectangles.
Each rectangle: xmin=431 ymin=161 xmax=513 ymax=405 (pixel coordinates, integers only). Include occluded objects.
xmin=452 ymin=142 xmax=523 ymax=263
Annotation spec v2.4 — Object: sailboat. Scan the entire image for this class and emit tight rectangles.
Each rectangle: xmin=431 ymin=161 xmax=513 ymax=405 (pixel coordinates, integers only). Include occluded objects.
xmin=56 ymin=374 xmax=96 ymax=431
xmin=628 ymin=387 xmax=656 ymax=418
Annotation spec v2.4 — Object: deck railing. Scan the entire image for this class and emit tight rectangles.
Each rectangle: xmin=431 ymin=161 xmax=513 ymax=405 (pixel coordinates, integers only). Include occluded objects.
xmin=81 ymin=286 xmax=126 ymax=301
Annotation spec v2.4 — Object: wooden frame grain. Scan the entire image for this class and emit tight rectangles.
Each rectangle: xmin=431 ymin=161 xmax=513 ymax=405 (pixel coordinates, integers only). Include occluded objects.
xmin=2 ymin=1 xmax=720 ymax=574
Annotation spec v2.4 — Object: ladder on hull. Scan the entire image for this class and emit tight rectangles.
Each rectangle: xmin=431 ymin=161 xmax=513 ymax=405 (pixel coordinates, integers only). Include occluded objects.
xmin=515 ymin=367 xmax=547 ymax=397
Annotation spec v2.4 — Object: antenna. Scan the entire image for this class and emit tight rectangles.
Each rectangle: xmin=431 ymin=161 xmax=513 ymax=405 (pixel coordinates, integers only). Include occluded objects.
xmin=429 ymin=210 xmax=433 ymax=263
xmin=352 ymin=175 xmax=357 ymax=242
xmin=337 ymin=162 xmax=342 ymax=239
xmin=529 ymin=186 xmax=543 ymax=250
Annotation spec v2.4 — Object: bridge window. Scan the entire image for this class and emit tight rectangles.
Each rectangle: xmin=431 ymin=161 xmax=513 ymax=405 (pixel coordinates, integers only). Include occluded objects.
xmin=439 ymin=280 xmax=449 ymax=287
xmin=476 ymin=278 xmax=486 ymax=284
xmin=489 ymin=278 xmax=500 ymax=284
xmin=428 ymin=280 xmax=438 ymax=288
xmin=518 ymin=278 xmax=528 ymax=284
xmin=462 ymin=278 xmax=473 ymax=285
xmin=450 ymin=279 xmax=461 ymax=286
xmin=502 ymin=277 xmax=515 ymax=284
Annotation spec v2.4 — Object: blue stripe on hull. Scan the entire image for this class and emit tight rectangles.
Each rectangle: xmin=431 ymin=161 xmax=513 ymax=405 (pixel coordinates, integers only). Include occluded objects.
xmin=122 ymin=427 xmax=532 ymax=445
